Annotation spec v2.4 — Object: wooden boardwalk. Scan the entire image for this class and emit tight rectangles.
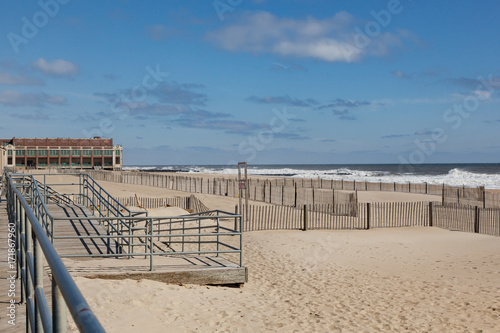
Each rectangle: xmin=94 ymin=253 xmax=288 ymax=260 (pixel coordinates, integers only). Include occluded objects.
xmin=46 ymin=203 xmax=246 ymax=285
xmin=0 ymin=198 xmax=245 ymax=331
xmin=47 ymin=203 xmax=115 ymax=257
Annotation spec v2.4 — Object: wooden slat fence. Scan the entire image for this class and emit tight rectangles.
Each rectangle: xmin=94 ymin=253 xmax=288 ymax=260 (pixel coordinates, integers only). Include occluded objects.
xmin=57 ymin=169 xmax=498 ymax=209
xmin=114 ymin=195 xmax=210 ymax=214
xmin=370 ymin=201 xmax=429 ymax=228
xmin=433 ymin=203 xmax=475 ymax=233
xmin=242 ymin=201 xmax=500 ymax=237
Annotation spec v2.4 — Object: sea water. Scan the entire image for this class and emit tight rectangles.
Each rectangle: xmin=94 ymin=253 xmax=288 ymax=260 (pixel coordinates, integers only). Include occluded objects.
xmin=122 ymin=163 xmax=500 ymax=189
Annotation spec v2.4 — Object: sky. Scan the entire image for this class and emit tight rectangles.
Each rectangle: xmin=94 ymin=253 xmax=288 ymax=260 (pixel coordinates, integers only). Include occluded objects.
xmin=1 ymin=0 xmax=499 ymax=166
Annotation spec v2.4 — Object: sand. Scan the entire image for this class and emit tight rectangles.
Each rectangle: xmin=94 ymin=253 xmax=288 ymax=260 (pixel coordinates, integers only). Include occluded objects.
xmin=70 ymin=227 xmax=500 ymax=332
xmin=32 ymin=175 xmax=499 ymax=332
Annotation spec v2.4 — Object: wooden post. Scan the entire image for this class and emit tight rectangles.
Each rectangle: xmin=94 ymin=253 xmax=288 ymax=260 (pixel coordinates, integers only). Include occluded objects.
xmin=442 ymin=187 xmax=445 ymax=205
xmin=294 ymin=183 xmax=297 ymax=208
xmin=303 ymin=204 xmax=308 ymax=231
xmin=366 ymin=202 xmax=371 ymax=230
xmin=483 ymin=187 xmax=486 ymax=208
xmin=474 ymin=206 xmax=479 ymax=233
xmin=428 ymin=202 xmax=433 ymax=227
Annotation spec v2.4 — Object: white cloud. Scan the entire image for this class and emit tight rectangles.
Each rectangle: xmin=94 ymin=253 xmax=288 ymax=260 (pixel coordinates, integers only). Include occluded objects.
xmin=0 ymin=89 xmax=67 ymax=107
xmin=31 ymin=58 xmax=79 ymax=77
xmin=206 ymin=11 xmax=413 ymax=62
xmin=0 ymin=71 xmax=43 ymax=85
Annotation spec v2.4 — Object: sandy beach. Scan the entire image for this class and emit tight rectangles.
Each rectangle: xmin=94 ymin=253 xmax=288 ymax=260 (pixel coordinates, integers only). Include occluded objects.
xmin=35 ymin=175 xmax=499 ymax=332
xmin=70 ymin=227 xmax=500 ymax=332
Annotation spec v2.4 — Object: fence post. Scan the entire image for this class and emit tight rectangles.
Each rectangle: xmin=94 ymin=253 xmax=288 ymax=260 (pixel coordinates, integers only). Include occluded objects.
xmin=303 ymin=204 xmax=308 ymax=231
xmin=483 ymin=187 xmax=486 ymax=208
xmin=474 ymin=206 xmax=479 ymax=233
xmin=294 ymin=183 xmax=297 ymax=208
xmin=442 ymin=187 xmax=445 ymax=205
xmin=428 ymin=202 xmax=433 ymax=227
xmin=366 ymin=202 xmax=371 ymax=229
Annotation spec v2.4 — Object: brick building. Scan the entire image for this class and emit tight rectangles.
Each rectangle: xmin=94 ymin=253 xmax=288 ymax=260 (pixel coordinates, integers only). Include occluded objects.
xmin=0 ymin=137 xmax=122 ymax=171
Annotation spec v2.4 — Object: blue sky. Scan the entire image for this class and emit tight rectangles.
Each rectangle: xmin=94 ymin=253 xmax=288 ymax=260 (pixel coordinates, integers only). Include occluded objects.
xmin=1 ymin=0 xmax=499 ymax=165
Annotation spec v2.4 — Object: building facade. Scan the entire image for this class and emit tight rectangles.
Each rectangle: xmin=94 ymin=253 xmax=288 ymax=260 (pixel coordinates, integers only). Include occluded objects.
xmin=0 ymin=137 xmax=122 ymax=171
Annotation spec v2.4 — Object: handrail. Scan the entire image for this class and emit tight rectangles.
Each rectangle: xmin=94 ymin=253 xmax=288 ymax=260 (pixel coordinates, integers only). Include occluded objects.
xmin=82 ymin=174 xmax=131 ymax=216
xmin=5 ymin=172 xmax=105 ymax=332
xmin=37 ymin=183 xmax=74 ymax=205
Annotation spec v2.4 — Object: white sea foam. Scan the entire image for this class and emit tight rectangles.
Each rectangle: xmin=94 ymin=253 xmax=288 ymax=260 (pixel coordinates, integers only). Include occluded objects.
xmin=123 ymin=166 xmax=500 ymax=189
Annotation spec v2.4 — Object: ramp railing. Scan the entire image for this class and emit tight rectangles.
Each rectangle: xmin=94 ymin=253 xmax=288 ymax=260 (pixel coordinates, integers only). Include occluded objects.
xmin=13 ymin=171 xmax=244 ymax=265
xmin=4 ymin=172 xmax=105 ymax=332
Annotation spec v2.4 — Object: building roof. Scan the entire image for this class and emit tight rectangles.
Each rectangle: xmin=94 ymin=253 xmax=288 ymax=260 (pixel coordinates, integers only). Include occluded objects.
xmin=0 ymin=137 xmax=115 ymax=148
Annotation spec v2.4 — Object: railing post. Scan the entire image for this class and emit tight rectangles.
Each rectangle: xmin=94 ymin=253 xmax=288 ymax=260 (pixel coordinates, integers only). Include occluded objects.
xmin=25 ymin=209 xmax=33 ymax=333
xmin=234 ymin=205 xmax=238 ymax=231
xmin=216 ymin=211 xmax=220 ymax=256
xmin=34 ymin=236 xmax=43 ymax=332
xmin=20 ymin=202 xmax=26 ymax=305
xmin=239 ymin=215 xmax=243 ymax=266
xmin=15 ymin=198 xmax=21 ymax=280
xmin=52 ymin=279 xmax=67 ymax=332
xmin=149 ymin=218 xmax=154 ymax=271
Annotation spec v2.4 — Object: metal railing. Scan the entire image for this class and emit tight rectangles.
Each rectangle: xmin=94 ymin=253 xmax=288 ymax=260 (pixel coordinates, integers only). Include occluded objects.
xmin=29 ymin=173 xmax=243 ymax=269
xmin=4 ymin=171 xmax=244 ymax=331
xmin=5 ymin=172 xmax=105 ymax=332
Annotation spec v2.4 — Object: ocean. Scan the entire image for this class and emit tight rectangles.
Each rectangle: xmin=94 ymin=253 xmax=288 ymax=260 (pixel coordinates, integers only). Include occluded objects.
xmin=122 ymin=163 xmax=500 ymax=189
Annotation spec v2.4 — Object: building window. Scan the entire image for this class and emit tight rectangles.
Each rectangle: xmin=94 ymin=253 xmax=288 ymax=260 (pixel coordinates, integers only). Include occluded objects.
xmin=8 ymin=150 xmax=12 ymax=156
xmin=17 ymin=150 xmax=25 ymax=156
xmin=50 ymin=150 xmax=59 ymax=156
xmin=72 ymin=150 xmax=81 ymax=156
xmin=82 ymin=150 xmax=92 ymax=156
xmin=60 ymin=150 xmax=70 ymax=156
xmin=94 ymin=150 xmax=102 ymax=156
xmin=27 ymin=150 xmax=36 ymax=156
xmin=104 ymin=150 xmax=113 ymax=156
xmin=115 ymin=150 xmax=120 ymax=156
xmin=38 ymin=150 xmax=48 ymax=156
